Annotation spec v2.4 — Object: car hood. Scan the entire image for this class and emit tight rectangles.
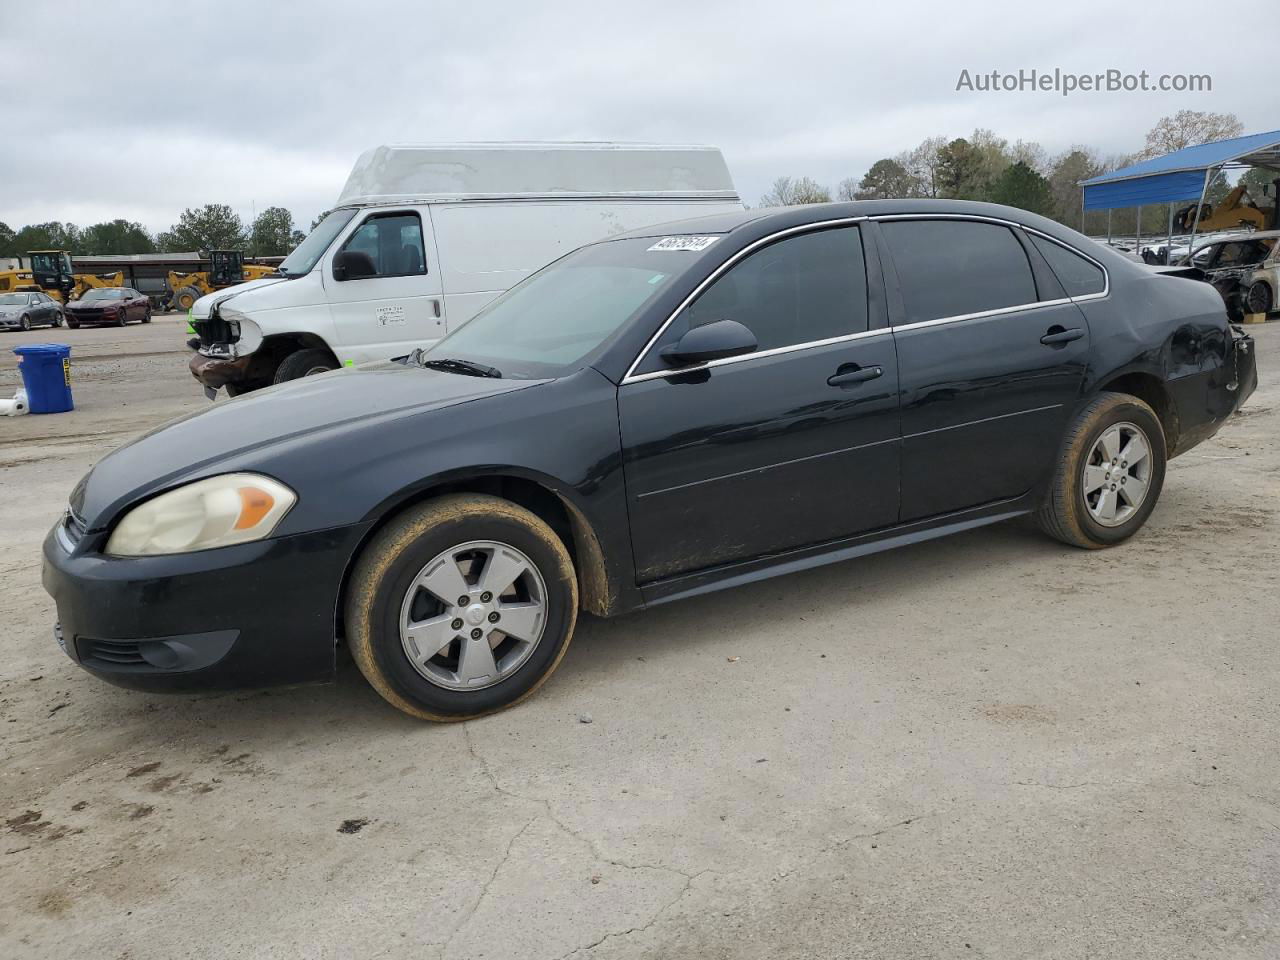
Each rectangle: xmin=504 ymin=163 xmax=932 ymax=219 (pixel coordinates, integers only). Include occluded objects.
xmin=192 ymin=276 xmax=299 ymax=319
xmin=68 ymin=299 xmax=119 ymax=309
xmin=71 ymin=365 xmax=547 ymax=528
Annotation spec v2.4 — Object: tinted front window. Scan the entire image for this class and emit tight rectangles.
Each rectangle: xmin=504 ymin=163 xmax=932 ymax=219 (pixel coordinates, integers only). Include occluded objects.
xmin=83 ymin=289 xmax=126 ymax=300
xmin=338 ymin=213 xmax=426 ymax=278
xmin=881 ymin=220 xmax=1036 ymax=324
xmin=680 ymin=226 xmax=867 ymax=350
xmin=1030 ymin=234 xmax=1106 ymax=297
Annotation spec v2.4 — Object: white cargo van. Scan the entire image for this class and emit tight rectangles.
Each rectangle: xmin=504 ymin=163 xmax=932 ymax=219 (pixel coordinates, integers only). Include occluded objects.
xmin=188 ymin=142 xmax=742 ymax=396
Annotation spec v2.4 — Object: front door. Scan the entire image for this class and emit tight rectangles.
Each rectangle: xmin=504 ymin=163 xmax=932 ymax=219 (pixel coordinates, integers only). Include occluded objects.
xmin=619 ymin=224 xmax=901 ymax=583
xmin=876 ymin=217 xmax=1094 ymax=521
xmin=325 ymin=208 xmax=446 ymax=361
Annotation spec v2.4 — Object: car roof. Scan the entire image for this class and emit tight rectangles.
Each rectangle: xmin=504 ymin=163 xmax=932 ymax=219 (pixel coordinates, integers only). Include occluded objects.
xmin=609 ymin=198 xmax=1099 ymax=242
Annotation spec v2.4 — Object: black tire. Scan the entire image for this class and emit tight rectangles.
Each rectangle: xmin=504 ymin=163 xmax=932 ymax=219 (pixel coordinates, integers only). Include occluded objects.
xmin=1036 ymin=393 xmax=1167 ymax=549
xmin=66 ymin=318 xmax=80 ymax=329
xmin=141 ymin=306 xmax=151 ymax=324
xmin=346 ymin=494 xmax=579 ymax=721
xmin=273 ymin=347 xmax=338 ymax=383
xmin=174 ymin=286 xmax=201 ymax=312
xmin=114 ymin=308 xmax=127 ymax=327
xmin=51 ymin=311 xmax=63 ymax=328
xmin=1246 ymin=281 xmax=1273 ymax=316
xmin=19 ymin=314 xmax=30 ymax=332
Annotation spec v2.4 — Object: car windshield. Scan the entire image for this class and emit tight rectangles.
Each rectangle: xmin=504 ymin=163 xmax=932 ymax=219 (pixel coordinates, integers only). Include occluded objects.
xmin=0 ymin=294 xmax=29 ymax=305
xmin=277 ymin=208 xmax=358 ymax=276
xmin=421 ymin=237 xmax=708 ymax=379
xmin=82 ymin=289 xmax=126 ymax=300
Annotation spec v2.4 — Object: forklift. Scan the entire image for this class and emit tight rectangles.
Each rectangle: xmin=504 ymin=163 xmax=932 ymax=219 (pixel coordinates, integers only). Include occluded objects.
xmin=167 ymin=250 xmax=276 ymax=312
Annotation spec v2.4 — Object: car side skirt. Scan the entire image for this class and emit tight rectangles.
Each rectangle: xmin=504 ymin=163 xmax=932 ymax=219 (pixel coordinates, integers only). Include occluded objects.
xmin=639 ymin=493 xmax=1038 ymax=607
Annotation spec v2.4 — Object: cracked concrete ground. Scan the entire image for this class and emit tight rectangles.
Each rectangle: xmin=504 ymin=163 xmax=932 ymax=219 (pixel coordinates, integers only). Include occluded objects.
xmin=1 ymin=318 xmax=1278 ymax=959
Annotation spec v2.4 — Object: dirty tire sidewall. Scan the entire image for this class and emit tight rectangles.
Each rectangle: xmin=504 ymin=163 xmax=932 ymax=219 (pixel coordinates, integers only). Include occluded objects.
xmin=1037 ymin=393 xmax=1167 ymax=548
xmin=346 ymin=494 xmax=578 ymax=721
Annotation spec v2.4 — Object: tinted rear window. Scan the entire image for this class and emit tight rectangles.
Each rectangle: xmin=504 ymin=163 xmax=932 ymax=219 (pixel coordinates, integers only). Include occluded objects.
xmin=1030 ymin=234 xmax=1106 ymax=297
xmin=881 ymin=219 xmax=1037 ymax=324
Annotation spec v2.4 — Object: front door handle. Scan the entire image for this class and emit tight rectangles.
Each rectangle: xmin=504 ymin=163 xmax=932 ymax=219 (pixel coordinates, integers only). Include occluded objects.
xmin=1040 ymin=326 xmax=1084 ymax=346
xmin=827 ymin=364 xmax=883 ymax=387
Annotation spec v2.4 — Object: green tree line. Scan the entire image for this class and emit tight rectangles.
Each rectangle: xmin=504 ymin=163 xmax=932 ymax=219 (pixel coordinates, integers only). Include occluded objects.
xmin=0 ymin=204 xmax=308 ymax=259
xmin=758 ymin=111 xmax=1275 ymax=237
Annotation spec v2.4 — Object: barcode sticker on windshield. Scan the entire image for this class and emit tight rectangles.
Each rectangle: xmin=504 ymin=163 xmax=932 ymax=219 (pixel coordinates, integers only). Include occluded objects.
xmin=647 ymin=236 xmax=719 ymax=252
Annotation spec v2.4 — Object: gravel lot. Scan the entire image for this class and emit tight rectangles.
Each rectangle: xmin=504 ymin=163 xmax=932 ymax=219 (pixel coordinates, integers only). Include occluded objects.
xmin=1 ymin=319 xmax=1277 ymax=960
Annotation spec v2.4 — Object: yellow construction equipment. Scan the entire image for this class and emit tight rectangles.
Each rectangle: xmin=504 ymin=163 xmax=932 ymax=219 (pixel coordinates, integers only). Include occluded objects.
xmin=167 ymin=250 xmax=276 ymax=311
xmin=0 ymin=251 xmax=123 ymax=302
xmin=1173 ymin=185 xmax=1269 ymax=233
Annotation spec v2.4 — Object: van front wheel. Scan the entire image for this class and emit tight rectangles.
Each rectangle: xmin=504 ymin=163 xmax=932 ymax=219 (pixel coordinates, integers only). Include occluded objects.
xmin=274 ymin=347 xmax=339 ymax=383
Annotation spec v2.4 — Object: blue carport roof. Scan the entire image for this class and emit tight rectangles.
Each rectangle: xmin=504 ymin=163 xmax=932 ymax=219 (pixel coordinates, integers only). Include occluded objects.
xmin=1080 ymin=129 xmax=1280 ymax=211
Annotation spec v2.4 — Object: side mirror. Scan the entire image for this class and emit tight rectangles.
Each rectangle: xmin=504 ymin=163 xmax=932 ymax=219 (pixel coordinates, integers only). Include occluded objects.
xmin=660 ymin=318 xmax=758 ymax=366
xmin=333 ymin=250 xmax=378 ymax=282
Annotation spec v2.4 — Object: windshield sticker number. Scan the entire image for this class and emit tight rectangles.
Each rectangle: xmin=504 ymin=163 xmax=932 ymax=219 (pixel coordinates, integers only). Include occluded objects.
xmin=377 ymin=305 xmax=406 ymax=326
xmin=647 ymin=236 xmax=719 ymax=252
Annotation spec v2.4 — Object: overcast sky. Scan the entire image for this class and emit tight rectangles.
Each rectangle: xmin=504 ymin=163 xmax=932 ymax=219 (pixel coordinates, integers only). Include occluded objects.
xmin=3 ymin=0 xmax=1276 ymax=235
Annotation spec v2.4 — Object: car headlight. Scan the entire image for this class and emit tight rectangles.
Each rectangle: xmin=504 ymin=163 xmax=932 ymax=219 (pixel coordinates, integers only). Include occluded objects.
xmin=105 ymin=473 xmax=296 ymax=557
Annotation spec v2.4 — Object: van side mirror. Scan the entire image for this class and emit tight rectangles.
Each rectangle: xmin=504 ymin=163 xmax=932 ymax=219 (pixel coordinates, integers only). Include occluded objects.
xmin=659 ymin=319 xmax=758 ymax=366
xmin=333 ymin=250 xmax=378 ymax=282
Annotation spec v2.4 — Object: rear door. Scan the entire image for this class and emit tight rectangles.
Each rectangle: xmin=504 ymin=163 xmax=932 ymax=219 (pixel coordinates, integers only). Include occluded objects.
xmin=877 ymin=217 xmax=1094 ymax=522
xmin=325 ymin=208 xmax=446 ymax=360
xmin=618 ymin=224 xmax=901 ymax=583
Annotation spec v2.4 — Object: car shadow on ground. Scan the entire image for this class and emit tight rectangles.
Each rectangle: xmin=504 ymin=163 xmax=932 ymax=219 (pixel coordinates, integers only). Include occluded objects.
xmin=56 ymin=518 xmax=1065 ymax=741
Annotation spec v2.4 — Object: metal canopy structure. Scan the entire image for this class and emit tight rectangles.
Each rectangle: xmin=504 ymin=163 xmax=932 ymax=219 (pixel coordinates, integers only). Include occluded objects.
xmin=1081 ymin=129 xmax=1280 ymax=211
xmin=1078 ymin=129 xmax=1280 ymax=259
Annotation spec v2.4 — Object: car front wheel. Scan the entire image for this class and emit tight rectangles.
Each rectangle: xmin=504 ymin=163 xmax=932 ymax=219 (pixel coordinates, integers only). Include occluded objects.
xmin=1036 ymin=392 xmax=1166 ymax=548
xmin=20 ymin=314 xmax=30 ymax=331
xmin=346 ymin=494 xmax=579 ymax=720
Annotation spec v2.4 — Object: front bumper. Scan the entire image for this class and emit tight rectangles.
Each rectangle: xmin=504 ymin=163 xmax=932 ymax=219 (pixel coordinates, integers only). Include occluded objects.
xmin=42 ymin=517 xmax=372 ymax=693
xmin=189 ymin=350 xmax=253 ymax=391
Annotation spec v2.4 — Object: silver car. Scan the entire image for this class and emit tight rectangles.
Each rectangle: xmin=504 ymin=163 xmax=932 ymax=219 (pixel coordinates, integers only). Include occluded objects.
xmin=0 ymin=291 xmax=64 ymax=331
xmin=1181 ymin=230 xmax=1280 ymax=317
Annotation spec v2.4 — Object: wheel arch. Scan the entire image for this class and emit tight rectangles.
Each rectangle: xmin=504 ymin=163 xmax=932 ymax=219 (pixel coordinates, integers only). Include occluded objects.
xmin=1092 ymin=369 xmax=1179 ymax=454
xmin=335 ymin=469 xmax=616 ymax=641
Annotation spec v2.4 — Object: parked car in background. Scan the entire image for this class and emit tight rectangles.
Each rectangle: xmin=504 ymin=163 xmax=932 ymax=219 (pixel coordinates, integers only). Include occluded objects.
xmin=187 ymin=143 xmax=743 ymax=397
xmin=43 ymin=199 xmax=1256 ymax=721
xmin=64 ymin=287 xmax=152 ymax=328
xmin=0 ymin=291 xmax=64 ymax=330
xmin=1175 ymin=230 xmax=1279 ymax=318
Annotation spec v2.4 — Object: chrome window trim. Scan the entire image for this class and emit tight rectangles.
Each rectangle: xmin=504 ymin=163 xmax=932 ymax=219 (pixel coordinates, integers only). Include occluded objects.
xmin=620 ymin=217 xmax=869 ymax=385
xmin=619 ymin=212 xmax=1111 ymax=385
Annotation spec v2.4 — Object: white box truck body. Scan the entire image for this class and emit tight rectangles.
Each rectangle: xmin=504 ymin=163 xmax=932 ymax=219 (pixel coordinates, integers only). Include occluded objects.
xmin=188 ymin=143 xmax=742 ymax=395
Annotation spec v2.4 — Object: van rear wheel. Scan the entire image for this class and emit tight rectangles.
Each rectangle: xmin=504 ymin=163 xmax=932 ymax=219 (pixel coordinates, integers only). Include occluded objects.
xmin=273 ymin=347 xmax=338 ymax=383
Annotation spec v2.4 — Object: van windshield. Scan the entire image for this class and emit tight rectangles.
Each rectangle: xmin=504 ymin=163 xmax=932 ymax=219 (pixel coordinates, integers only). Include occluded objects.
xmin=278 ymin=208 xmax=357 ymax=276
xmin=421 ymin=237 xmax=697 ymax=379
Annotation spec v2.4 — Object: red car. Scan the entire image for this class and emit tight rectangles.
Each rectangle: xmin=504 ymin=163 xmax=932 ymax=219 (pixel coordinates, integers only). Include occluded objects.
xmin=65 ymin=287 xmax=152 ymax=328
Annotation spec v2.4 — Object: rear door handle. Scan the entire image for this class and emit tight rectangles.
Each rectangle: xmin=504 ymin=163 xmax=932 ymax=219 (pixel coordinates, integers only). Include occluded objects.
xmin=827 ymin=364 xmax=883 ymax=387
xmin=1040 ymin=326 xmax=1084 ymax=346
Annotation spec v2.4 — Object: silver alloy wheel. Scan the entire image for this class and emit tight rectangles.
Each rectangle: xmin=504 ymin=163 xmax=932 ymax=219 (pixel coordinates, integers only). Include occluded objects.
xmin=399 ymin=539 xmax=548 ymax=691
xmin=1082 ymin=420 xmax=1153 ymax=527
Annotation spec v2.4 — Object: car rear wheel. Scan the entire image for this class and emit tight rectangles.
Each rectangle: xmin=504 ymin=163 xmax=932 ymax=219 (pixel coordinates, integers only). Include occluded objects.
xmin=1246 ymin=281 xmax=1273 ymax=316
xmin=1036 ymin=393 xmax=1166 ymax=548
xmin=51 ymin=310 xmax=63 ymax=327
xmin=345 ymin=494 xmax=579 ymax=720
xmin=273 ymin=347 xmax=339 ymax=383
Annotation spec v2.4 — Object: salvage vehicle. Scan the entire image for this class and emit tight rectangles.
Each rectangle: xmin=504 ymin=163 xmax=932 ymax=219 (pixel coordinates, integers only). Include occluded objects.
xmin=1175 ymin=230 xmax=1279 ymax=318
xmin=0 ymin=291 xmax=64 ymax=330
xmin=64 ymin=287 xmax=152 ymax=327
xmin=187 ymin=142 xmax=743 ymax=397
xmin=44 ymin=200 xmax=1257 ymax=720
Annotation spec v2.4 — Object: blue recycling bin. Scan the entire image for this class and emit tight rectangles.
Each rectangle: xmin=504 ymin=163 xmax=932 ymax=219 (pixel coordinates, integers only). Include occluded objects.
xmin=14 ymin=344 xmax=74 ymax=414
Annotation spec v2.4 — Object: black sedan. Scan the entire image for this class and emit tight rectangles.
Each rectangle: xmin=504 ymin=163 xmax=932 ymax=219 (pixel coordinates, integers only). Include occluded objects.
xmin=0 ymin=291 xmax=64 ymax=330
xmin=64 ymin=287 xmax=152 ymax=327
xmin=43 ymin=200 xmax=1257 ymax=720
